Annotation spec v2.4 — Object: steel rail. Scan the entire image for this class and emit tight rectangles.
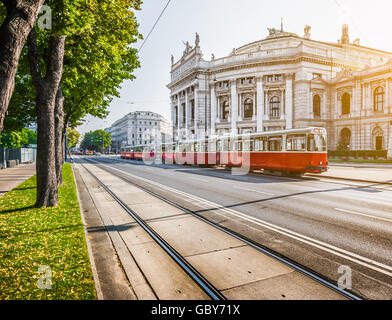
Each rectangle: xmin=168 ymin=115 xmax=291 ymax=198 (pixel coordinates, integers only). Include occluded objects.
xmin=83 ymin=156 xmax=364 ymax=300
xmin=79 ymin=160 xmax=226 ymax=301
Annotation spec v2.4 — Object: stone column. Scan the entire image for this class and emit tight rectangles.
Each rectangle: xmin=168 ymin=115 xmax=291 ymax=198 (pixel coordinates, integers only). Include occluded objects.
xmin=322 ymin=91 xmax=327 ymax=118
xmin=286 ymin=74 xmax=293 ymax=129
xmin=194 ymin=90 xmax=199 ymax=139
xmin=231 ymin=79 xmax=238 ymax=134
xmin=177 ymin=94 xmax=181 ymax=140
xmin=386 ymin=78 xmax=390 ymax=114
xmin=280 ymin=89 xmax=285 ymax=120
xmin=388 ymin=125 xmax=392 ymax=159
xmin=185 ymin=90 xmax=189 ymax=138
xmin=211 ymin=85 xmax=216 ymax=135
xmin=256 ymin=77 xmax=264 ymax=132
xmin=367 ymin=84 xmax=371 ymax=112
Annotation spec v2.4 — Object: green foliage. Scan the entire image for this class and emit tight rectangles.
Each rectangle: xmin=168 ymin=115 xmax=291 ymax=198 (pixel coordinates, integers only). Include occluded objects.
xmin=1 ymin=0 xmax=142 ymax=135
xmin=81 ymin=130 xmax=111 ymax=151
xmin=0 ymin=128 xmax=36 ymax=148
xmin=67 ymin=128 xmax=80 ymax=149
xmin=0 ymin=164 xmax=96 ymax=300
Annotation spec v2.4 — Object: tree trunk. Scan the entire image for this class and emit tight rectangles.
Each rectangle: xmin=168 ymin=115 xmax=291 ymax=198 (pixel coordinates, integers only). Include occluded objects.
xmin=0 ymin=0 xmax=44 ymax=134
xmin=55 ymin=87 xmax=64 ymax=186
xmin=28 ymin=29 xmax=65 ymax=208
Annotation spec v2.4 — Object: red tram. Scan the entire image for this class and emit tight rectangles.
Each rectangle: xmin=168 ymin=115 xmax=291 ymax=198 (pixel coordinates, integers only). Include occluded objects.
xmin=121 ymin=127 xmax=328 ymax=175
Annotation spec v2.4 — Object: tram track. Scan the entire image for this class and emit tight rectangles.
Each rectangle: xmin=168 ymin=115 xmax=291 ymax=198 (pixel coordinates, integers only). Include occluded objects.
xmin=78 ymin=156 xmax=362 ymax=300
xmin=78 ymin=159 xmax=225 ymax=300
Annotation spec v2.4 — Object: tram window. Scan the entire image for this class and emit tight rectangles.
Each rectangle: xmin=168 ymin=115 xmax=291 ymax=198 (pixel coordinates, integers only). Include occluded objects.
xmin=286 ymin=135 xmax=306 ymax=151
xmin=268 ymin=136 xmax=282 ymax=151
xmin=242 ymin=140 xmax=254 ymax=152
xmin=307 ymin=134 xmax=327 ymax=152
xmin=254 ymin=137 xmax=267 ymax=151
xmin=209 ymin=143 xmax=216 ymax=152
xmin=217 ymin=141 xmax=222 ymax=152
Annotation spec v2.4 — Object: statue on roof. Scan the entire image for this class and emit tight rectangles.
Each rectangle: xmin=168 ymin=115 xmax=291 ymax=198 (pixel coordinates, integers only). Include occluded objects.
xmin=171 ymin=54 xmax=174 ymax=65
xmin=304 ymin=25 xmax=311 ymax=39
xmin=195 ymin=32 xmax=200 ymax=47
xmin=268 ymin=27 xmax=278 ymax=36
xmin=182 ymin=41 xmax=192 ymax=54
xmin=211 ymin=53 xmax=215 ymax=61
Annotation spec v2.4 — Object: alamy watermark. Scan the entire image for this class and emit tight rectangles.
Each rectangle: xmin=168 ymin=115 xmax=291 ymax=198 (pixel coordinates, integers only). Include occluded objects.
xmin=37 ymin=5 xmax=52 ymax=30
xmin=37 ymin=265 xmax=52 ymax=290
xmin=338 ymin=265 xmax=352 ymax=290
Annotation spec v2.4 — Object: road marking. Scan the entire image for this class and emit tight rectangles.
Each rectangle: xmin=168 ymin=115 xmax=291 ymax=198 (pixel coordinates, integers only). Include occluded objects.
xmin=93 ymin=160 xmax=392 ymax=277
xmin=187 ymin=176 xmax=209 ymax=183
xmin=234 ymin=186 xmax=275 ymax=196
xmin=335 ymin=208 xmax=392 ymax=223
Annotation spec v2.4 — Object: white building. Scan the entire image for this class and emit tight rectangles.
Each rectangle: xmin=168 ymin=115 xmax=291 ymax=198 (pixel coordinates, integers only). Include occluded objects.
xmin=109 ymin=111 xmax=171 ymax=152
xmin=168 ymin=25 xmax=392 ymax=157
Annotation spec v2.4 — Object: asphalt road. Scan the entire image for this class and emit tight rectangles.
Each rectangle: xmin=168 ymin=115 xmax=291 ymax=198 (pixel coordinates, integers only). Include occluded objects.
xmin=88 ymin=156 xmax=392 ymax=300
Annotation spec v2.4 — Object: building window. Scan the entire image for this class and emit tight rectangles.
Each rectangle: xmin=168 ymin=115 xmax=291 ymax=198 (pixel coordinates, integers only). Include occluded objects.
xmin=313 ymin=94 xmax=321 ymax=116
xmin=270 ymin=96 xmax=280 ymax=118
xmin=339 ymin=128 xmax=351 ymax=150
xmin=174 ymin=106 xmax=178 ymax=125
xmin=182 ymin=103 xmax=186 ymax=125
xmin=191 ymin=100 xmax=195 ymax=121
xmin=222 ymin=101 xmax=229 ymax=120
xmin=342 ymin=93 xmax=350 ymax=115
xmin=372 ymin=127 xmax=384 ymax=150
xmin=243 ymin=98 xmax=254 ymax=118
xmin=313 ymin=73 xmax=322 ymax=79
xmin=374 ymin=87 xmax=384 ymax=112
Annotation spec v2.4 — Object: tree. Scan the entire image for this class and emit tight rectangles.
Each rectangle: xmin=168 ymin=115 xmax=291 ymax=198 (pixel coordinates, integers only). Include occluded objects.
xmin=81 ymin=130 xmax=111 ymax=152
xmin=0 ymin=1 xmax=44 ymax=134
xmin=67 ymin=128 xmax=80 ymax=149
xmin=1 ymin=0 xmax=142 ymax=207
xmin=0 ymin=127 xmax=36 ymax=148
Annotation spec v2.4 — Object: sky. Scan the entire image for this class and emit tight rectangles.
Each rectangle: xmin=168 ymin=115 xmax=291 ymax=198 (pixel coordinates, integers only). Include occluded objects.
xmin=77 ymin=0 xmax=392 ymax=134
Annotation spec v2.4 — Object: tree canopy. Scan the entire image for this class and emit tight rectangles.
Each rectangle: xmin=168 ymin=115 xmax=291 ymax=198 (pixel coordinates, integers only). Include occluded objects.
xmin=81 ymin=130 xmax=111 ymax=151
xmin=67 ymin=127 xmax=80 ymax=149
xmin=0 ymin=128 xmax=37 ymax=148
xmin=2 ymin=0 xmax=143 ymax=133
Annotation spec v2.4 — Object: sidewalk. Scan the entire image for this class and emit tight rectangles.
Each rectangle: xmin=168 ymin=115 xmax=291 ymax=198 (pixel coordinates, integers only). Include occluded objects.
xmin=307 ymin=165 xmax=392 ymax=185
xmin=0 ymin=163 xmax=36 ymax=198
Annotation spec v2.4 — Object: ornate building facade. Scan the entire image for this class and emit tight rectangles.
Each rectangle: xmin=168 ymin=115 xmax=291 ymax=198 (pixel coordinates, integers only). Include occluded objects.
xmin=109 ymin=111 xmax=171 ymax=152
xmin=167 ymin=25 xmax=392 ymax=157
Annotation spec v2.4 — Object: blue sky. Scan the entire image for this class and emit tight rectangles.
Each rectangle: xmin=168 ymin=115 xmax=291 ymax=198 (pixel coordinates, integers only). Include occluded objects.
xmin=78 ymin=0 xmax=392 ymax=134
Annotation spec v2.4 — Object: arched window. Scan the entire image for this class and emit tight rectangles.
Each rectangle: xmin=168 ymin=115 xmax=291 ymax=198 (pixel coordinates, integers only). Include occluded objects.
xmin=372 ymin=127 xmax=384 ymax=150
xmin=313 ymin=95 xmax=321 ymax=116
xmin=270 ymin=96 xmax=280 ymax=118
xmin=342 ymin=93 xmax=350 ymax=115
xmin=222 ymin=100 xmax=229 ymax=120
xmin=374 ymin=87 xmax=384 ymax=112
xmin=339 ymin=128 xmax=351 ymax=150
xmin=244 ymin=98 xmax=254 ymax=119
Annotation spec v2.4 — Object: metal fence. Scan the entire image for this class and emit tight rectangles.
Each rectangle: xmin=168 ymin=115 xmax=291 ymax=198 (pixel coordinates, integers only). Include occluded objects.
xmin=0 ymin=148 xmax=36 ymax=168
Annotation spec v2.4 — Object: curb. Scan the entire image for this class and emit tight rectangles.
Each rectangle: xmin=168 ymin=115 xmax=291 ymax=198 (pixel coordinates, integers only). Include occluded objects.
xmin=72 ymin=163 xmax=104 ymax=300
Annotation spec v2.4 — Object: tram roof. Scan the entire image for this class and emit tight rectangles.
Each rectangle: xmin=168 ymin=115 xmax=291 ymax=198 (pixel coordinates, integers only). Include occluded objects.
xmin=163 ymin=127 xmax=326 ymax=145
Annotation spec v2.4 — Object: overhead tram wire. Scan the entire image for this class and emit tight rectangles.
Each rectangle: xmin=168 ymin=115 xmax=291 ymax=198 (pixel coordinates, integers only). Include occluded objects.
xmin=139 ymin=0 xmax=172 ymax=53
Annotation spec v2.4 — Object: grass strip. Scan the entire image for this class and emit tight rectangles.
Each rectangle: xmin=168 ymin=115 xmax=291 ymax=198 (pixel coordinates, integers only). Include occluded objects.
xmin=0 ymin=164 xmax=96 ymax=300
xmin=328 ymin=158 xmax=392 ymax=164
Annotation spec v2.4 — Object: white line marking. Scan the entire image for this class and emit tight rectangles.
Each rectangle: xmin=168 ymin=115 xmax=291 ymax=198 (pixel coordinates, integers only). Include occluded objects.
xmin=94 ymin=160 xmax=392 ymax=277
xmin=234 ymin=186 xmax=275 ymax=196
xmin=187 ymin=176 xmax=209 ymax=183
xmin=335 ymin=208 xmax=392 ymax=223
